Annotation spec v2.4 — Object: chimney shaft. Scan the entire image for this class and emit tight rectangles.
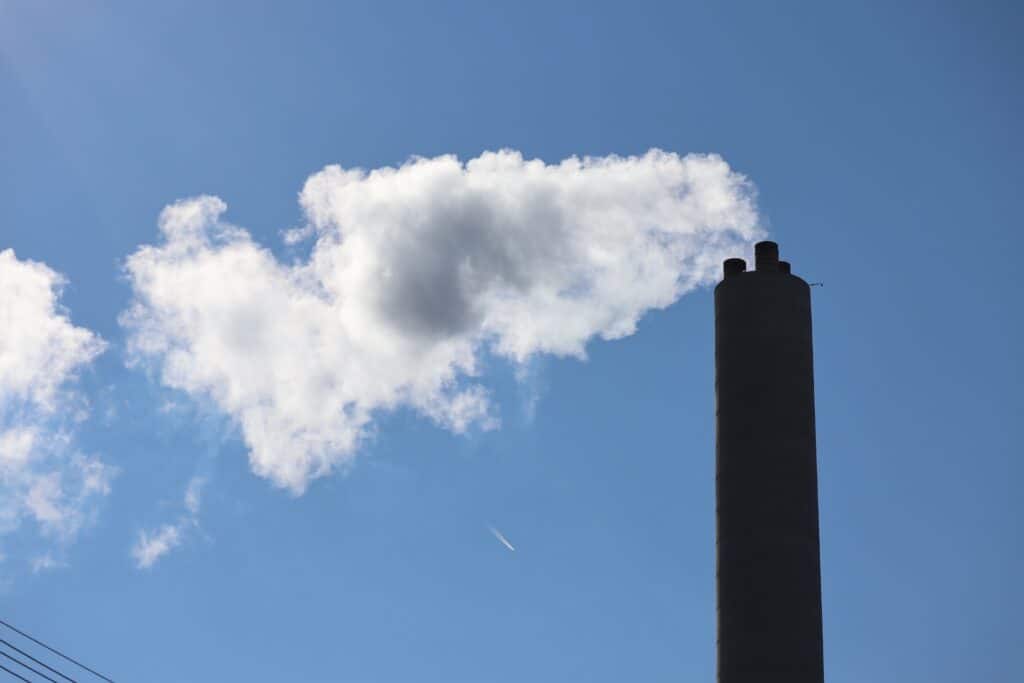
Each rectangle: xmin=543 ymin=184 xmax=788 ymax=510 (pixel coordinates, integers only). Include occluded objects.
xmin=714 ymin=241 xmax=824 ymax=682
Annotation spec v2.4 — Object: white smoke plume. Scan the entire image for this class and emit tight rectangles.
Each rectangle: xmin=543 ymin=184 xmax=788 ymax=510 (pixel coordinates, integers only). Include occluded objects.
xmin=122 ymin=149 xmax=762 ymax=494
xmin=0 ymin=249 xmax=113 ymax=553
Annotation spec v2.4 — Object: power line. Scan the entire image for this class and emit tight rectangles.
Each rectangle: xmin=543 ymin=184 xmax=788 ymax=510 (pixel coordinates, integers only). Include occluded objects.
xmin=0 ymin=640 xmax=74 ymax=683
xmin=0 ymin=648 xmax=59 ymax=683
xmin=0 ymin=619 xmax=112 ymax=683
xmin=0 ymin=662 xmax=31 ymax=683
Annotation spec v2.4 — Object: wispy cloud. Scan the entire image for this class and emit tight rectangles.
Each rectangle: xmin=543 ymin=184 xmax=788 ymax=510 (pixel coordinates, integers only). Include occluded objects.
xmin=122 ymin=149 xmax=762 ymax=494
xmin=184 ymin=476 xmax=204 ymax=516
xmin=131 ymin=524 xmax=183 ymax=569
xmin=0 ymin=249 xmax=113 ymax=561
xmin=30 ymin=553 xmax=64 ymax=573
xmin=131 ymin=475 xmax=204 ymax=569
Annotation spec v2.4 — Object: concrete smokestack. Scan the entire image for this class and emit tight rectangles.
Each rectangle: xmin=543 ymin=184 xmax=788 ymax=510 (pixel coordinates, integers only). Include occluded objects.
xmin=714 ymin=241 xmax=824 ymax=682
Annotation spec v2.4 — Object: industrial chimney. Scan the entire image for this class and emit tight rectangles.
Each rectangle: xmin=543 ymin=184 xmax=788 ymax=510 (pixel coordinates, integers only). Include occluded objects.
xmin=714 ymin=241 xmax=824 ymax=682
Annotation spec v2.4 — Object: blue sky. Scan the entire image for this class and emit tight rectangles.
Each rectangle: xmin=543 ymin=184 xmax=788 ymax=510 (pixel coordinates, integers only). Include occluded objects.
xmin=1 ymin=1 xmax=1021 ymax=681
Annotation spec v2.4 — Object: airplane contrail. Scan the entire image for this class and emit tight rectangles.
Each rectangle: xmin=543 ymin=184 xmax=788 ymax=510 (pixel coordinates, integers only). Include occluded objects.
xmin=489 ymin=526 xmax=515 ymax=552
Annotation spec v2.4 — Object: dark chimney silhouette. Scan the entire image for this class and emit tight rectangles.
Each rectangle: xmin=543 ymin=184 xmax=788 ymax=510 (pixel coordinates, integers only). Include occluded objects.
xmin=714 ymin=241 xmax=824 ymax=682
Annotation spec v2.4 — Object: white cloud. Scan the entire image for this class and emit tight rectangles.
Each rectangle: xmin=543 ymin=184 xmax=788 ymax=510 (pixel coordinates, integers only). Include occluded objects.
xmin=131 ymin=475 xmax=204 ymax=569
xmin=123 ymin=149 xmax=762 ymax=494
xmin=0 ymin=251 xmax=105 ymax=410
xmin=0 ymin=249 xmax=113 ymax=549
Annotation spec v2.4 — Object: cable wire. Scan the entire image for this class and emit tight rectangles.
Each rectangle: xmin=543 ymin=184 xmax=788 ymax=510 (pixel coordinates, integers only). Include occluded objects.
xmin=0 ymin=643 xmax=75 ymax=683
xmin=0 ymin=648 xmax=59 ymax=683
xmin=0 ymin=662 xmax=31 ymax=683
xmin=0 ymin=619 xmax=112 ymax=683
